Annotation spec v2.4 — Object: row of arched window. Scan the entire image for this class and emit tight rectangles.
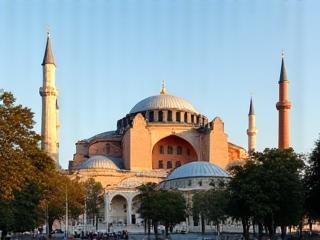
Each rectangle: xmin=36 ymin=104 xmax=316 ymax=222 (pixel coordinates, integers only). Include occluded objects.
xmin=159 ymin=145 xmax=190 ymax=155
xmin=158 ymin=160 xmax=181 ymax=169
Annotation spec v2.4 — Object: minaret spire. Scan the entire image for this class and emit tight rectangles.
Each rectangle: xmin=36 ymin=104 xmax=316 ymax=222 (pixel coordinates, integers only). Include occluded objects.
xmin=276 ymin=51 xmax=292 ymax=149
xmin=42 ymin=31 xmax=55 ymax=66
xmin=247 ymin=97 xmax=257 ymax=153
xmin=40 ymin=32 xmax=59 ymax=166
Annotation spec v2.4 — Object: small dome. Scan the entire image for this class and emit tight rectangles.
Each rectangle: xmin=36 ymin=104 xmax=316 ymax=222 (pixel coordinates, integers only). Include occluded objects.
xmin=167 ymin=161 xmax=229 ymax=180
xmin=77 ymin=155 xmax=121 ymax=170
xmin=129 ymin=94 xmax=199 ymax=114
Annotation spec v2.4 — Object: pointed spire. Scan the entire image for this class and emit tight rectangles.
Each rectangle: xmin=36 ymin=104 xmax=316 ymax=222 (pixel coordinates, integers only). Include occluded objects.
xmin=279 ymin=50 xmax=288 ymax=82
xmin=42 ymin=31 xmax=55 ymax=66
xmin=160 ymin=80 xmax=166 ymax=95
xmin=249 ymin=97 xmax=255 ymax=115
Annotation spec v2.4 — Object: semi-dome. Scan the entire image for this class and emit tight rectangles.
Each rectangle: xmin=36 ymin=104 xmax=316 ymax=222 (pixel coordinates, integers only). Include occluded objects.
xmin=129 ymin=94 xmax=199 ymax=114
xmin=77 ymin=155 xmax=122 ymax=170
xmin=166 ymin=161 xmax=229 ymax=180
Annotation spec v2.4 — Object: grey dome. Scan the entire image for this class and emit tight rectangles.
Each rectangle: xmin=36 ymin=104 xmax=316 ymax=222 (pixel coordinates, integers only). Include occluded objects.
xmin=129 ymin=94 xmax=199 ymax=114
xmin=167 ymin=161 xmax=229 ymax=180
xmin=77 ymin=155 xmax=121 ymax=170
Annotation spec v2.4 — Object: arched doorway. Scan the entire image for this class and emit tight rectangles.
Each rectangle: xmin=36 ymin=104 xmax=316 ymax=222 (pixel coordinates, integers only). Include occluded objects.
xmin=110 ymin=195 xmax=128 ymax=225
xmin=152 ymin=135 xmax=198 ymax=169
xmin=131 ymin=194 xmax=142 ymax=225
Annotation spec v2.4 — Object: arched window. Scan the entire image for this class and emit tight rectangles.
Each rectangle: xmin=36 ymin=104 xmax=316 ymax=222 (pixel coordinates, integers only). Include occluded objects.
xmin=176 ymin=112 xmax=181 ymax=122
xmin=167 ymin=160 xmax=173 ymax=169
xmin=191 ymin=115 xmax=194 ymax=123
xmin=149 ymin=111 xmax=154 ymax=122
xmin=176 ymin=161 xmax=181 ymax=168
xmin=159 ymin=160 xmax=163 ymax=169
xmin=168 ymin=110 xmax=172 ymax=122
xmin=106 ymin=143 xmax=111 ymax=154
xmin=167 ymin=145 xmax=173 ymax=154
xmin=159 ymin=145 xmax=164 ymax=154
xmin=177 ymin=146 xmax=182 ymax=155
xmin=184 ymin=112 xmax=188 ymax=123
xmin=158 ymin=111 xmax=163 ymax=122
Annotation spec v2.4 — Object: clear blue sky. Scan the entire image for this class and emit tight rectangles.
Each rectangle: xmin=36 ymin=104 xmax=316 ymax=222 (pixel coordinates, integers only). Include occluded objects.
xmin=1 ymin=0 xmax=320 ymax=169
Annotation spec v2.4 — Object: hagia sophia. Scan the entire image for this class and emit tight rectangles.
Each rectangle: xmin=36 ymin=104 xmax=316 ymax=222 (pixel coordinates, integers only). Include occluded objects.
xmin=39 ymin=33 xmax=291 ymax=232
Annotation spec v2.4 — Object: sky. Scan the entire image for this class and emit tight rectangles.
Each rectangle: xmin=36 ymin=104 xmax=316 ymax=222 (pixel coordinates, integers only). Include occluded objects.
xmin=1 ymin=0 xmax=320 ymax=169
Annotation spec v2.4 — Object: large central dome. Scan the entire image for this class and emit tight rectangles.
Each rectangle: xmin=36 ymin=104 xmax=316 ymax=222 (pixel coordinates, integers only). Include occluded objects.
xmin=129 ymin=94 xmax=199 ymax=114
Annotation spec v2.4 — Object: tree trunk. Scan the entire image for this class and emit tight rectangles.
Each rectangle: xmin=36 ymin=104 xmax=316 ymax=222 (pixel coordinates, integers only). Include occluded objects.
xmin=258 ymin=222 xmax=263 ymax=240
xmin=308 ymin=219 xmax=312 ymax=233
xmin=165 ymin=224 xmax=169 ymax=236
xmin=241 ymin=218 xmax=250 ymax=240
xmin=147 ymin=219 xmax=151 ymax=235
xmin=280 ymin=225 xmax=287 ymax=240
xmin=201 ymin=215 xmax=205 ymax=234
xmin=153 ymin=221 xmax=158 ymax=235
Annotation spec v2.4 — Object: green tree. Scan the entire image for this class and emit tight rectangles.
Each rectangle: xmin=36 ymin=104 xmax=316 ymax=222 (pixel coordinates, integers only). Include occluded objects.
xmin=304 ymin=136 xmax=320 ymax=227
xmin=137 ymin=183 xmax=158 ymax=235
xmin=227 ymin=148 xmax=304 ymax=240
xmin=84 ymin=178 xmax=104 ymax=230
xmin=192 ymin=191 xmax=208 ymax=234
xmin=157 ymin=190 xmax=186 ymax=235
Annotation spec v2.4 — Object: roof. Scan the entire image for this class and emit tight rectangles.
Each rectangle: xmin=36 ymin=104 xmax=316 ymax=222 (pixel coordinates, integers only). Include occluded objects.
xmin=77 ymin=155 xmax=124 ymax=170
xmin=42 ymin=34 xmax=55 ymax=66
xmin=129 ymin=94 xmax=199 ymax=114
xmin=279 ymin=57 xmax=288 ymax=82
xmin=166 ymin=161 xmax=229 ymax=180
xmin=249 ymin=98 xmax=255 ymax=115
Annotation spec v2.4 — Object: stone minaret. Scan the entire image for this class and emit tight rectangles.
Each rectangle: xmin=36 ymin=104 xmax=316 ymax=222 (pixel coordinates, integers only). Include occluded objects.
xmin=276 ymin=52 xmax=292 ymax=149
xmin=247 ymin=98 xmax=257 ymax=153
xmin=39 ymin=32 xmax=59 ymax=165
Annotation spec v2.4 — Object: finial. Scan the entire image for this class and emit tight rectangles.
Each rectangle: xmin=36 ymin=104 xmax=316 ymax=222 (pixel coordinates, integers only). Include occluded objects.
xmin=46 ymin=25 xmax=51 ymax=38
xmin=160 ymin=80 xmax=166 ymax=95
xmin=281 ymin=49 xmax=285 ymax=59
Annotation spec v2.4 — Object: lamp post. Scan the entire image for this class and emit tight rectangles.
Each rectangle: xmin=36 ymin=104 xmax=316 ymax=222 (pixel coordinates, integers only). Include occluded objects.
xmin=65 ymin=184 xmax=68 ymax=240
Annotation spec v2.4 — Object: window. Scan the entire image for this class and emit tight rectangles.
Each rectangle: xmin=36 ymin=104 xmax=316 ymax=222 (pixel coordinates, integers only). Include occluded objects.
xmin=191 ymin=115 xmax=194 ymax=123
xmin=176 ymin=112 xmax=181 ymax=122
xmin=176 ymin=161 xmax=181 ymax=168
xmin=167 ymin=160 xmax=173 ymax=169
xmin=188 ymin=179 xmax=192 ymax=186
xmin=177 ymin=146 xmax=182 ymax=155
xmin=187 ymin=148 xmax=190 ymax=156
xmin=168 ymin=110 xmax=172 ymax=122
xmin=158 ymin=111 xmax=163 ymax=122
xmin=198 ymin=180 xmax=202 ymax=186
xmin=184 ymin=112 xmax=188 ymax=123
xmin=149 ymin=111 xmax=154 ymax=122
xmin=159 ymin=145 xmax=164 ymax=154
xmin=159 ymin=160 xmax=163 ymax=169
xmin=106 ymin=143 xmax=111 ymax=154
xmin=167 ymin=145 xmax=173 ymax=154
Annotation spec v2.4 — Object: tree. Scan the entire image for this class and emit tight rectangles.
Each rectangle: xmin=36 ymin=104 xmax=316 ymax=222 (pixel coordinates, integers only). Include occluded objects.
xmin=227 ymin=148 xmax=304 ymax=240
xmin=192 ymin=191 xmax=208 ymax=234
xmin=0 ymin=92 xmax=39 ymax=200
xmin=137 ymin=183 xmax=158 ymax=235
xmin=305 ymin=135 xmax=320 ymax=225
xmin=84 ymin=178 xmax=104 ymax=230
xmin=157 ymin=190 xmax=186 ymax=235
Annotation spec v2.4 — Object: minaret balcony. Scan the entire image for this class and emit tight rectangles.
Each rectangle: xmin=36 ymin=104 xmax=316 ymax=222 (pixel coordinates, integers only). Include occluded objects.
xmin=39 ymin=86 xmax=58 ymax=97
xmin=276 ymin=101 xmax=292 ymax=110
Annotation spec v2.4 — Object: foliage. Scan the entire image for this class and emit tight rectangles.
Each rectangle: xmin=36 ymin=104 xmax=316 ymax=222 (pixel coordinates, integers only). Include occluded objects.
xmin=84 ymin=178 xmax=104 ymax=230
xmin=304 ymin=136 xmax=320 ymax=221
xmin=138 ymin=183 xmax=186 ymax=235
xmin=227 ymin=148 xmax=305 ymax=240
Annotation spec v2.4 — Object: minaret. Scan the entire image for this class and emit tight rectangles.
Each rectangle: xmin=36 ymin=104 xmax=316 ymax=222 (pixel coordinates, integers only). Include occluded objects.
xmin=247 ymin=97 xmax=257 ymax=153
xmin=39 ymin=32 xmax=59 ymax=165
xmin=276 ymin=52 xmax=292 ymax=149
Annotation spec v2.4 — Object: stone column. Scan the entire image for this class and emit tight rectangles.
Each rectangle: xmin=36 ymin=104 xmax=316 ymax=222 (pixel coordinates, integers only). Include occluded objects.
xmin=154 ymin=110 xmax=159 ymax=122
xmin=127 ymin=198 xmax=132 ymax=225
xmin=187 ymin=112 xmax=191 ymax=124
xmin=172 ymin=110 xmax=176 ymax=122
xmin=163 ymin=110 xmax=168 ymax=122
xmin=104 ymin=193 xmax=110 ymax=231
